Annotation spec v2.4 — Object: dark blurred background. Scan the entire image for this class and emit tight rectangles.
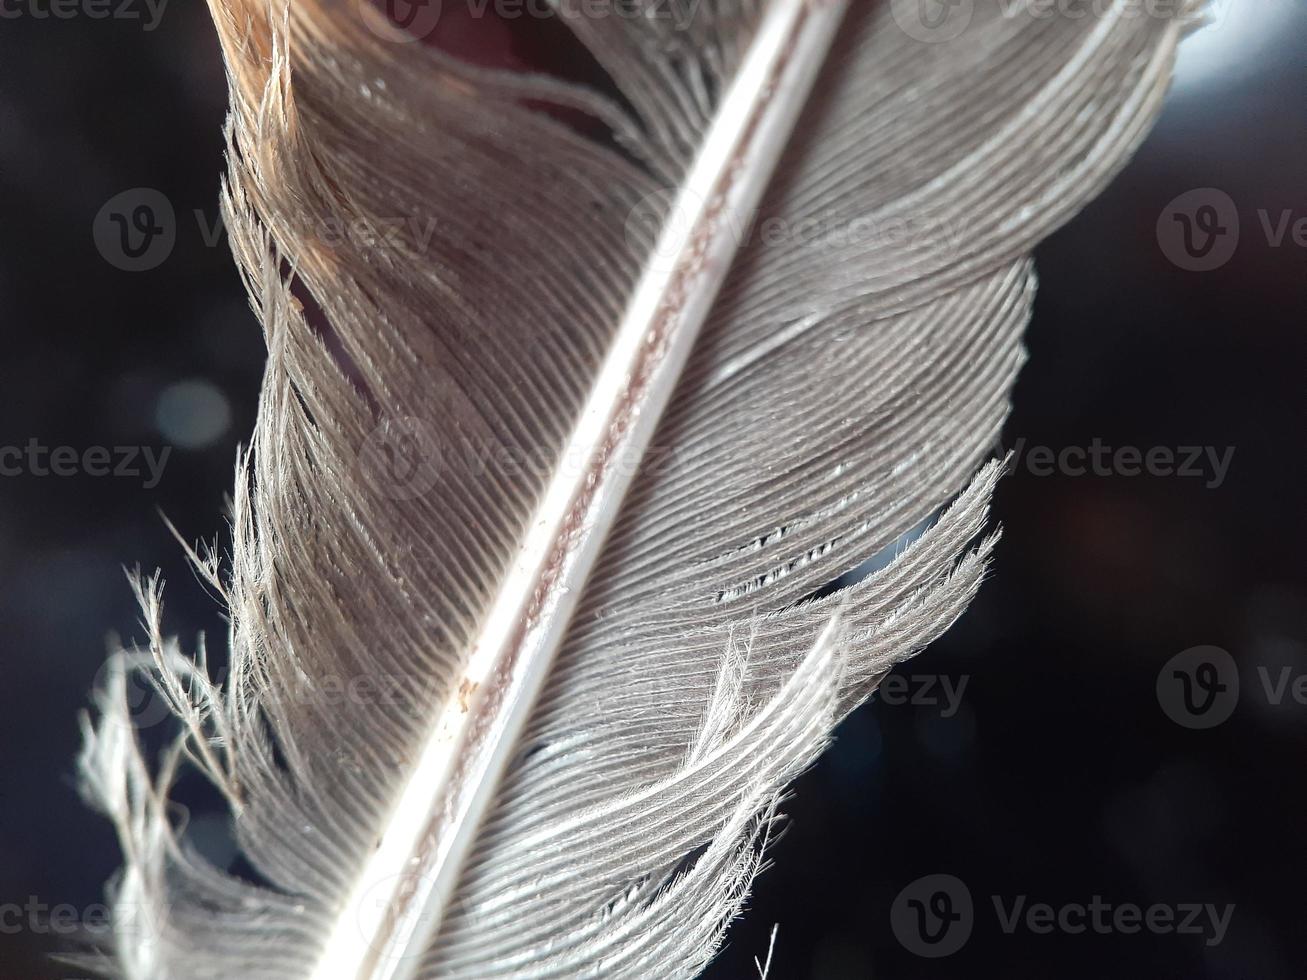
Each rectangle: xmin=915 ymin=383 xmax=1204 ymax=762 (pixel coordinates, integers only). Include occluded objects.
xmin=1 ymin=1 xmax=1304 ymax=977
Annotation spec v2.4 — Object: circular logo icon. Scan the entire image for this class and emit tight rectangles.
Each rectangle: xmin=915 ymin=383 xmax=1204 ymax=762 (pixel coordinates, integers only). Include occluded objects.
xmin=623 ymin=185 xmax=710 ymax=278
xmin=1156 ymin=188 xmax=1239 ymax=272
xmin=1157 ymin=645 xmax=1239 ymax=729
xmin=358 ymin=416 xmax=443 ymax=501
xmin=891 ymin=873 xmax=974 ymax=958
xmin=93 ymin=188 xmax=176 ymax=272
xmin=891 ymin=0 xmax=974 ymax=43
xmin=356 ymin=873 xmax=439 ymax=962
xmin=881 ymin=407 xmax=990 ymax=502
xmin=358 ymin=0 xmax=443 ymax=43
xmin=91 ymin=654 xmax=175 ymax=732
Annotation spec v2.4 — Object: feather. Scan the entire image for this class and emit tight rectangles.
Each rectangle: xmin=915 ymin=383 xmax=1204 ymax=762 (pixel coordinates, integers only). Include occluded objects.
xmin=79 ymin=1 xmax=1204 ymax=977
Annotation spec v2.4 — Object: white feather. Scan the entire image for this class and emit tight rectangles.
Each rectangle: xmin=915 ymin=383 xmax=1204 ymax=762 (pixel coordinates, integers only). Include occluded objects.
xmin=80 ymin=1 xmax=1204 ymax=977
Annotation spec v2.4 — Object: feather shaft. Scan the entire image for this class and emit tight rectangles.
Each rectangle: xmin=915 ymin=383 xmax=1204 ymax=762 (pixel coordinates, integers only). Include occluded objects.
xmin=309 ymin=5 xmax=848 ymax=978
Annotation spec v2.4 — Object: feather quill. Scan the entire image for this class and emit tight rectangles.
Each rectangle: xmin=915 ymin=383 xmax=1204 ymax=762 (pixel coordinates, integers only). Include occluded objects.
xmin=80 ymin=1 xmax=1204 ymax=977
